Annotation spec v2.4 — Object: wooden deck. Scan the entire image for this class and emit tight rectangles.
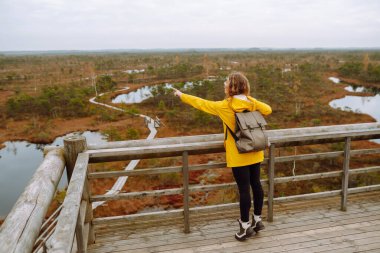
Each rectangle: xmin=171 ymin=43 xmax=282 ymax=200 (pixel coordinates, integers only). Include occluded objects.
xmin=88 ymin=191 xmax=380 ymax=253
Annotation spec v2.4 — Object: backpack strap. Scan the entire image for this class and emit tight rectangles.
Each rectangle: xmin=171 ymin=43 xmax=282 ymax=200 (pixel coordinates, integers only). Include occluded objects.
xmin=225 ymin=99 xmax=239 ymax=141
xmin=224 ymin=123 xmax=238 ymax=142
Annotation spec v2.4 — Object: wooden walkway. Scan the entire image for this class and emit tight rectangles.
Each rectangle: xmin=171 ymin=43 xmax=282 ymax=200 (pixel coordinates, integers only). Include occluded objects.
xmin=88 ymin=191 xmax=380 ymax=253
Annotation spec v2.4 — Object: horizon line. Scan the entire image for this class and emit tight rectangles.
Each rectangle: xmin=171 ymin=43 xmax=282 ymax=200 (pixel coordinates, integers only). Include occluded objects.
xmin=1 ymin=47 xmax=380 ymax=55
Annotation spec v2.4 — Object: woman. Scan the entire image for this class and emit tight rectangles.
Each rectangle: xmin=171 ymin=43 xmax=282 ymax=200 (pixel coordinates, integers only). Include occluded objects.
xmin=173 ymin=72 xmax=272 ymax=241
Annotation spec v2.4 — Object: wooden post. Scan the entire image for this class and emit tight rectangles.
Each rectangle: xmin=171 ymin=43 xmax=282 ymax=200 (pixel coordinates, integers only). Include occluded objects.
xmin=64 ymin=135 xmax=87 ymax=182
xmin=267 ymin=144 xmax=275 ymax=222
xmin=182 ymin=151 xmax=190 ymax=233
xmin=75 ymin=201 xmax=87 ymax=253
xmin=75 ymin=176 xmax=95 ymax=252
xmin=341 ymin=137 xmax=351 ymax=211
xmin=84 ymin=173 xmax=95 ymax=244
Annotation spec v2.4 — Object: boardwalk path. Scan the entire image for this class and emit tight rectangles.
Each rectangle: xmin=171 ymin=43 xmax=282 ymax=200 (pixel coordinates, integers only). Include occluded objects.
xmin=89 ymin=87 xmax=158 ymax=209
xmin=88 ymin=191 xmax=380 ymax=253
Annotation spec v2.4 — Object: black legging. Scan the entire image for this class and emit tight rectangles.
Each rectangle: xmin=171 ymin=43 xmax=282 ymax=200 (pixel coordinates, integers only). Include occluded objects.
xmin=232 ymin=163 xmax=264 ymax=222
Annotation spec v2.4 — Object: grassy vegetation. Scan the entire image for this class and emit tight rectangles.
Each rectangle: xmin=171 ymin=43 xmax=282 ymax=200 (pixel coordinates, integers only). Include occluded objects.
xmin=6 ymin=84 xmax=93 ymax=118
xmin=338 ymin=61 xmax=380 ymax=82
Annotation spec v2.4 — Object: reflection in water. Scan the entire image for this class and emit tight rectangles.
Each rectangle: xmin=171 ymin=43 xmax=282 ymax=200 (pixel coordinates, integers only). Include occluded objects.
xmin=6 ymin=143 xmax=18 ymax=155
xmin=345 ymin=86 xmax=365 ymax=92
xmin=112 ymin=82 xmax=196 ymax=104
xmin=112 ymin=86 xmax=155 ymax=104
xmin=0 ymin=131 xmax=108 ymax=218
xmin=328 ymin=77 xmax=340 ymax=84
xmin=122 ymin=69 xmax=145 ymax=74
xmin=328 ymin=76 xmax=380 ymax=95
xmin=345 ymin=85 xmax=380 ymax=94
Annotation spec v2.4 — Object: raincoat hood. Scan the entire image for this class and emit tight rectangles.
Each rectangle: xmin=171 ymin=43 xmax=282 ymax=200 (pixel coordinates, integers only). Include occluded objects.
xmin=228 ymin=96 xmax=257 ymax=113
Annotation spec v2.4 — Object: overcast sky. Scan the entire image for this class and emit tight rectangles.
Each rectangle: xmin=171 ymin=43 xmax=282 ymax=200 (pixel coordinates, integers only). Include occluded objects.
xmin=0 ymin=0 xmax=379 ymax=51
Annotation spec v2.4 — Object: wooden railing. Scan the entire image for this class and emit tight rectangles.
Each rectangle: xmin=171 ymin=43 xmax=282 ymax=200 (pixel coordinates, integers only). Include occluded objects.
xmin=1 ymin=123 xmax=380 ymax=253
xmin=52 ymin=122 xmax=380 ymax=253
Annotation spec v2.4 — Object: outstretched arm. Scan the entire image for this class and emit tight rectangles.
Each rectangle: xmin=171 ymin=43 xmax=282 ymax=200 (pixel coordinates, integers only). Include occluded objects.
xmin=173 ymin=88 xmax=222 ymax=116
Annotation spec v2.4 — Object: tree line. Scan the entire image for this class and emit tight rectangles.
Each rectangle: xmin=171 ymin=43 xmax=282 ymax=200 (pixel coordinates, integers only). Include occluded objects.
xmin=338 ymin=62 xmax=380 ymax=82
xmin=5 ymin=75 xmax=115 ymax=119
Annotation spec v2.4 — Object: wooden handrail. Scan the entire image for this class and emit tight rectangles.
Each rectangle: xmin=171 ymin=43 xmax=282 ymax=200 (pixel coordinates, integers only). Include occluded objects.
xmin=85 ymin=123 xmax=380 ymax=163
xmin=46 ymin=153 xmax=90 ymax=253
xmin=86 ymin=123 xmax=380 ymax=150
xmin=47 ymin=153 xmax=88 ymax=253
xmin=0 ymin=148 xmax=65 ymax=253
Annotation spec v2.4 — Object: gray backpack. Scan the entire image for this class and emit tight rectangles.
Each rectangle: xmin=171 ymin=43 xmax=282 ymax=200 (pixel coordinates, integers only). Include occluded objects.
xmin=225 ymin=110 xmax=269 ymax=153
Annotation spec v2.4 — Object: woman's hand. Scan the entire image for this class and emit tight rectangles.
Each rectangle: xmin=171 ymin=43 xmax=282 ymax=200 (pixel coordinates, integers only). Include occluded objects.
xmin=172 ymin=88 xmax=183 ymax=97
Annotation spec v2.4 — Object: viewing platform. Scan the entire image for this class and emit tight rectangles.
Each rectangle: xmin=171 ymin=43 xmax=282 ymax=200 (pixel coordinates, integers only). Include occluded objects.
xmin=0 ymin=123 xmax=379 ymax=253
xmin=88 ymin=191 xmax=380 ymax=253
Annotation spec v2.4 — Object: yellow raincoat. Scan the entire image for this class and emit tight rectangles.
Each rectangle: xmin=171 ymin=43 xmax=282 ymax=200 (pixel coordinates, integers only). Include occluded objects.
xmin=180 ymin=94 xmax=272 ymax=167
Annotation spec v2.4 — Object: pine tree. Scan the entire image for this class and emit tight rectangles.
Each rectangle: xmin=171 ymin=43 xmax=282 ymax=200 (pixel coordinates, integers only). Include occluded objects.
xmin=363 ymin=53 xmax=369 ymax=72
xmin=203 ymin=54 xmax=209 ymax=77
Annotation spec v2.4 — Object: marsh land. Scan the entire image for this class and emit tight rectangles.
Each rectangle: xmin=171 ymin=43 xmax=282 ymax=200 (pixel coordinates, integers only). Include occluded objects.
xmin=1 ymin=50 xmax=379 ymax=219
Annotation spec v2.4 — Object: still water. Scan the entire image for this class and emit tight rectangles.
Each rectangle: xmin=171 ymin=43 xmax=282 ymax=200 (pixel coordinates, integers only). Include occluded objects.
xmin=330 ymin=95 xmax=380 ymax=122
xmin=0 ymin=131 xmax=108 ymax=218
xmin=329 ymin=77 xmax=380 ymax=143
xmin=112 ymin=82 xmax=195 ymax=104
xmin=112 ymin=86 xmax=156 ymax=104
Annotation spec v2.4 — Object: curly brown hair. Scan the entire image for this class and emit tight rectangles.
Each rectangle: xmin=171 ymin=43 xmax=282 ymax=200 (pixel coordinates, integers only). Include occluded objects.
xmin=225 ymin=72 xmax=250 ymax=97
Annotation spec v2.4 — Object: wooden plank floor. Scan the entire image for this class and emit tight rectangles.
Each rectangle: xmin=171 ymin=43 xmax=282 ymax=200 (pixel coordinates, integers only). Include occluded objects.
xmin=88 ymin=191 xmax=380 ymax=253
